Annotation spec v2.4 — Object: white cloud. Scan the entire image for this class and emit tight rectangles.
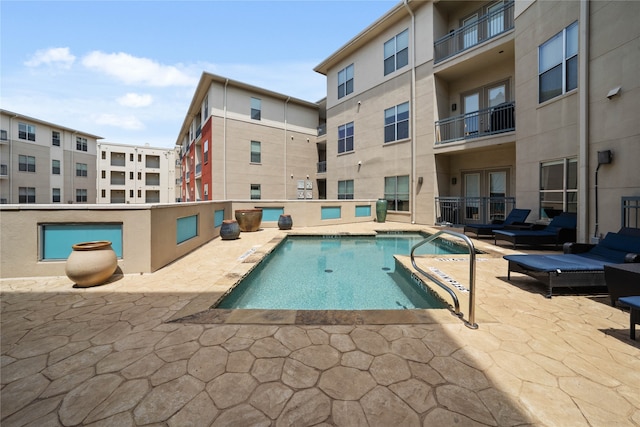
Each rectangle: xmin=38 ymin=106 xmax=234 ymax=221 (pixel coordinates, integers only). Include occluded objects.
xmin=24 ymin=47 xmax=76 ymax=69
xmin=82 ymin=51 xmax=198 ymax=87
xmin=94 ymin=113 xmax=145 ymax=130
xmin=117 ymin=93 xmax=153 ymax=108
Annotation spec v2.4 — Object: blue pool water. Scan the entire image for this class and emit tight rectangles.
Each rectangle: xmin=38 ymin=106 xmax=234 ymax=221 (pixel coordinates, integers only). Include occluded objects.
xmin=216 ymin=233 xmax=467 ymax=310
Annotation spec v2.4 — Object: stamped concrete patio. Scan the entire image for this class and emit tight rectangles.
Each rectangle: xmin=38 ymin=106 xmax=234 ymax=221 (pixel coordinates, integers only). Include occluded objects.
xmin=1 ymin=223 xmax=639 ymax=426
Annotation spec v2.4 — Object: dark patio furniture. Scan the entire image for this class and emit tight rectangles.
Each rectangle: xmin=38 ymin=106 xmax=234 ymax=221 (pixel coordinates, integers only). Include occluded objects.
xmin=618 ymin=296 xmax=640 ymax=340
xmin=604 ymin=263 xmax=640 ymax=306
xmin=463 ymin=208 xmax=531 ymax=238
xmin=503 ymin=227 xmax=640 ymax=298
xmin=494 ymin=212 xmax=577 ymax=248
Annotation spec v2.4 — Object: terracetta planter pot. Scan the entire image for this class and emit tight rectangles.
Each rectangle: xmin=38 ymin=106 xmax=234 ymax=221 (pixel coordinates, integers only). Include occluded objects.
xmin=65 ymin=241 xmax=118 ymax=288
xmin=235 ymin=209 xmax=263 ymax=232
xmin=220 ymin=219 xmax=241 ymax=240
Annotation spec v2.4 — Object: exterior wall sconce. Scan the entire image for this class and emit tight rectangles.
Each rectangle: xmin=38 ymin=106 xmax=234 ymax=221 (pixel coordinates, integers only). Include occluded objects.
xmin=607 ymin=86 xmax=621 ymax=99
xmin=418 ymin=177 xmax=423 ymax=185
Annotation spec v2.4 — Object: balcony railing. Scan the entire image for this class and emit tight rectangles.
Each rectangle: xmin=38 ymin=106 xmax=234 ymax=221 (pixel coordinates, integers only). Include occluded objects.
xmin=434 ymin=1 xmax=514 ymax=64
xmin=195 ymin=163 xmax=202 ymax=176
xmin=435 ymin=101 xmax=515 ymax=145
xmin=317 ymin=161 xmax=327 ymax=173
xmin=435 ymin=196 xmax=516 ymax=226
xmin=317 ymin=124 xmax=327 ymax=137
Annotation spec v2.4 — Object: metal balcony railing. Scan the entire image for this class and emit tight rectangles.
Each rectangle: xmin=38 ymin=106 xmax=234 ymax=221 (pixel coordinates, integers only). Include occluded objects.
xmin=317 ymin=124 xmax=327 ymax=137
xmin=435 ymin=101 xmax=515 ymax=145
xmin=435 ymin=196 xmax=516 ymax=226
xmin=434 ymin=1 xmax=514 ymax=64
xmin=317 ymin=161 xmax=327 ymax=173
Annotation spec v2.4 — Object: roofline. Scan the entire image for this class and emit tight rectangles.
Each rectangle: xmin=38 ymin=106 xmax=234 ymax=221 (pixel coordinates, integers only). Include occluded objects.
xmin=313 ymin=0 xmax=412 ymax=75
xmin=97 ymin=141 xmax=179 ymax=152
xmin=0 ymin=109 xmax=104 ymax=140
xmin=175 ymin=71 xmax=320 ymax=147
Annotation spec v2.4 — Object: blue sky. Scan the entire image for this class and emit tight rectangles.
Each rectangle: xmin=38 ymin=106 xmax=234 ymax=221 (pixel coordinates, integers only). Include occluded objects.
xmin=1 ymin=0 xmax=397 ymax=148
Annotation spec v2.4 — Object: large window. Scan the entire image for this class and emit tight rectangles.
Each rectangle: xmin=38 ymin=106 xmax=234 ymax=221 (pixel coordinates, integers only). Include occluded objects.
xmin=539 ymin=22 xmax=578 ymax=103
xmin=18 ymin=123 xmax=36 ymax=141
xmin=52 ymin=188 xmax=61 ymax=203
xmin=250 ymin=141 xmax=261 ymax=163
xmin=384 ymin=29 xmax=409 ymax=75
xmin=337 ymin=64 xmax=354 ymax=99
xmin=251 ymin=97 xmax=261 ymax=120
xmin=76 ymin=136 xmax=88 ymax=151
xmin=76 ymin=163 xmax=88 ymax=177
xmin=19 ymin=187 xmax=36 ymax=204
xmin=337 ymin=180 xmax=354 ymax=199
xmin=384 ymin=102 xmax=410 ymax=143
xmin=52 ymin=160 xmax=60 ymax=175
xmin=204 ymin=140 xmax=209 ymax=163
xmin=52 ymin=131 xmax=60 ymax=146
xmin=76 ymin=189 xmax=88 ymax=203
xmin=539 ymin=158 xmax=577 ymax=218
xmin=250 ymin=184 xmax=261 ymax=200
xmin=19 ymin=155 xmax=36 ymax=172
xmin=338 ymin=122 xmax=354 ymax=154
xmin=384 ymin=175 xmax=410 ymax=212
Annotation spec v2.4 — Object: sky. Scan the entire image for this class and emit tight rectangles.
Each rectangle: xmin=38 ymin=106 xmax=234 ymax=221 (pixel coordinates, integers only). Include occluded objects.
xmin=1 ymin=0 xmax=398 ymax=149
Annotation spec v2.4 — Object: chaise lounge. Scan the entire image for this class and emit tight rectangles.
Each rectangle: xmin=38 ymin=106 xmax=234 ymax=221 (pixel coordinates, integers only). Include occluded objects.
xmin=463 ymin=208 xmax=531 ymax=238
xmin=504 ymin=227 xmax=640 ymax=298
xmin=494 ymin=212 xmax=577 ymax=248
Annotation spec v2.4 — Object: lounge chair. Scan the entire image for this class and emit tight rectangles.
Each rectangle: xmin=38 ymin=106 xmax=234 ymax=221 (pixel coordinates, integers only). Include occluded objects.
xmin=463 ymin=208 xmax=531 ymax=238
xmin=503 ymin=227 xmax=640 ymax=298
xmin=493 ymin=212 xmax=577 ymax=248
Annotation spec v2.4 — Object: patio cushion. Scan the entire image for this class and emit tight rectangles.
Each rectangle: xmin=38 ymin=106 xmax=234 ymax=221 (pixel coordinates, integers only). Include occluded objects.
xmin=504 ymin=254 xmax=612 ymax=272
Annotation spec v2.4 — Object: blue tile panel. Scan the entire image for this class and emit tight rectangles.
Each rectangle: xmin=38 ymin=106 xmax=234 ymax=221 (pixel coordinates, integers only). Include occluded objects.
xmin=42 ymin=223 xmax=123 ymax=260
xmin=321 ymin=206 xmax=341 ymax=220
xmin=355 ymin=205 xmax=371 ymax=217
xmin=214 ymin=209 xmax=225 ymax=228
xmin=177 ymin=215 xmax=198 ymax=244
xmin=260 ymin=207 xmax=285 ymax=222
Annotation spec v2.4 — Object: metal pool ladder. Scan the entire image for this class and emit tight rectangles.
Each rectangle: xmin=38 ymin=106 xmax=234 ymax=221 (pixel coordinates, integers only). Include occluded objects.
xmin=410 ymin=230 xmax=478 ymax=329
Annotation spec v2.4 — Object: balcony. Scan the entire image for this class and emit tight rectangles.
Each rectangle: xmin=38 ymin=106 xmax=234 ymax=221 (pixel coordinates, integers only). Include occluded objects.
xmin=110 ymin=172 xmax=126 ymax=186
xmin=317 ymin=124 xmax=326 ymax=137
xmin=195 ymin=163 xmax=202 ymax=177
xmin=435 ymin=196 xmax=516 ymax=226
xmin=146 ymin=173 xmax=160 ymax=186
xmin=435 ymin=101 xmax=515 ymax=145
xmin=317 ymin=161 xmax=327 ymax=174
xmin=434 ymin=1 xmax=514 ymax=64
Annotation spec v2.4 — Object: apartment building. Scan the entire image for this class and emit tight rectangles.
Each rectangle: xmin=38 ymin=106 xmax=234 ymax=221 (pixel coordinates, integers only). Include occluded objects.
xmin=96 ymin=142 xmax=179 ymax=204
xmin=314 ymin=0 xmax=640 ymax=240
xmin=175 ymin=72 xmax=321 ymax=202
xmin=0 ymin=109 xmax=101 ymax=204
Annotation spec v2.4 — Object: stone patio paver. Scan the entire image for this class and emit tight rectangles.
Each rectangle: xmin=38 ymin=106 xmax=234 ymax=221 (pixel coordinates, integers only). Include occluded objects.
xmin=1 ymin=223 xmax=639 ymax=425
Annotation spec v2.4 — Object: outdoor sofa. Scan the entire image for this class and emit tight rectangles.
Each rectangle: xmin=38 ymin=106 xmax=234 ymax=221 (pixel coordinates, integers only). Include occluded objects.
xmin=463 ymin=208 xmax=531 ymax=238
xmin=494 ymin=212 xmax=577 ymax=248
xmin=504 ymin=227 xmax=640 ymax=298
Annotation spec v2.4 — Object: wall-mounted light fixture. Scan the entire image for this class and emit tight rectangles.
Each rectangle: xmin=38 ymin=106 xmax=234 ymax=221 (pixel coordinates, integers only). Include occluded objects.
xmin=606 ymin=86 xmax=621 ymax=99
xmin=418 ymin=177 xmax=423 ymax=185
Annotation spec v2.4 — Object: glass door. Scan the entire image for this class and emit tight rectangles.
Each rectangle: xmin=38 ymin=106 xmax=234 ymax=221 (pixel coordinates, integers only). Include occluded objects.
xmin=487 ymin=1 xmax=505 ymax=38
xmin=462 ymin=14 xmax=478 ymax=49
xmin=488 ymin=171 xmax=507 ymax=220
xmin=464 ymin=92 xmax=480 ymax=136
xmin=464 ymin=173 xmax=481 ymax=220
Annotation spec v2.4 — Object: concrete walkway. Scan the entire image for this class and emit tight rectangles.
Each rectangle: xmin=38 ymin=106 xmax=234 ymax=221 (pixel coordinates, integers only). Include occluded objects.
xmin=1 ymin=223 xmax=639 ymax=426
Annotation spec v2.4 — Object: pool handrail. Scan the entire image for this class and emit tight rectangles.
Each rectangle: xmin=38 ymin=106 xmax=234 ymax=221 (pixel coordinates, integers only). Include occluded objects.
xmin=410 ymin=230 xmax=478 ymax=329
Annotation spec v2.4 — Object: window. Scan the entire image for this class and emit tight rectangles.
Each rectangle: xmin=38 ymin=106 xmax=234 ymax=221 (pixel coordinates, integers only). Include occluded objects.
xmin=251 ymin=97 xmax=261 ymax=120
xmin=76 ymin=163 xmax=88 ymax=177
xmin=129 ymin=171 xmax=134 ymax=180
xmin=384 ymin=175 xmax=410 ymax=211
xmin=250 ymin=184 xmax=261 ymax=200
xmin=138 ymin=190 xmax=142 ymax=198
xmin=203 ymin=96 xmax=209 ymax=120
xmin=19 ymin=155 xmax=36 ymax=172
xmin=130 ymin=190 xmax=134 ymax=198
xmin=250 ymin=141 xmax=261 ymax=163
xmin=539 ymin=21 xmax=578 ymax=103
xmin=337 ymin=64 xmax=354 ymax=99
xmin=19 ymin=187 xmax=36 ymax=203
xmin=204 ymin=140 xmax=209 ymax=163
xmin=138 ymin=172 xmax=142 ymax=180
xmin=138 ymin=154 xmax=142 ymax=162
xmin=18 ymin=123 xmax=36 ymax=141
xmin=52 ymin=131 xmax=60 ymax=146
xmin=52 ymin=188 xmax=61 ymax=203
xmin=101 ymin=151 xmax=106 ymax=160
xmin=76 ymin=136 xmax=88 ymax=151
xmin=384 ymin=102 xmax=410 ymax=143
xmin=52 ymin=160 xmax=60 ymax=175
xmin=338 ymin=122 xmax=354 ymax=154
xmin=338 ymin=180 xmax=354 ymax=199
xmin=102 ymin=170 xmax=106 ymax=179
xmin=76 ymin=189 xmax=87 ymax=203
xmin=539 ymin=158 xmax=577 ymax=218
xmin=102 ymin=189 xmax=106 ymax=198
xmin=384 ymin=29 xmax=409 ymax=75
xmin=130 ymin=153 xmax=134 ymax=161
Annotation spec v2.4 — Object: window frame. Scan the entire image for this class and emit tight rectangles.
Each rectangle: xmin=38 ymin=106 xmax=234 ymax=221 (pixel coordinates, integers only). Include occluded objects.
xmin=384 ymin=175 xmax=410 ymax=212
xmin=76 ymin=136 xmax=88 ymax=152
xmin=337 ymin=64 xmax=354 ymax=99
xmin=251 ymin=97 xmax=261 ymax=121
xmin=250 ymin=140 xmax=261 ymax=164
xmin=75 ymin=162 xmax=88 ymax=177
xmin=19 ymin=187 xmax=36 ymax=204
xmin=52 ymin=131 xmax=60 ymax=146
xmin=384 ymin=29 xmax=409 ymax=76
xmin=52 ymin=188 xmax=61 ymax=203
xmin=250 ymin=184 xmax=261 ymax=200
xmin=337 ymin=180 xmax=354 ymax=200
xmin=384 ymin=102 xmax=410 ymax=143
xmin=19 ymin=155 xmax=36 ymax=172
xmin=18 ymin=123 xmax=36 ymax=141
xmin=52 ymin=159 xmax=61 ymax=175
xmin=539 ymin=158 xmax=577 ymax=218
xmin=538 ymin=21 xmax=578 ymax=103
xmin=338 ymin=122 xmax=354 ymax=154
xmin=76 ymin=189 xmax=88 ymax=203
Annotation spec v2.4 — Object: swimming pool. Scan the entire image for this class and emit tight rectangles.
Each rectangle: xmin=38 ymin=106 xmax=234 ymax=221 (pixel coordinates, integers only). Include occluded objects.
xmin=215 ymin=233 xmax=467 ymax=310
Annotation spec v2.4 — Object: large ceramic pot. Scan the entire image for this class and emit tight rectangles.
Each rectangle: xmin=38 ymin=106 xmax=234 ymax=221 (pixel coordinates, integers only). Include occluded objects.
xmin=65 ymin=241 xmax=117 ymax=288
xmin=235 ymin=209 xmax=263 ymax=232
xmin=220 ymin=219 xmax=240 ymax=240
xmin=376 ymin=198 xmax=388 ymax=223
xmin=278 ymin=214 xmax=293 ymax=230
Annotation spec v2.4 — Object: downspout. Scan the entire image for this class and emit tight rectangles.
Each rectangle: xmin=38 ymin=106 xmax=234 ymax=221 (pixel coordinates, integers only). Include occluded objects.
xmin=403 ymin=0 xmax=417 ymax=223
xmin=223 ymin=79 xmax=229 ymax=200
xmin=578 ymin=0 xmax=589 ymax=242
xmin=284 ymin=97 xmax=290 ymax=199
